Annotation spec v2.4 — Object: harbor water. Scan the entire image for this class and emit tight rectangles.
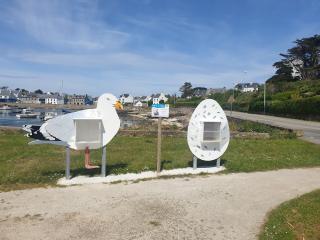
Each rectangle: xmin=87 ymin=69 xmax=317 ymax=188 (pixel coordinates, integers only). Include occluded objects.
xmin=0 ymin=108 xmax=146 ymax=129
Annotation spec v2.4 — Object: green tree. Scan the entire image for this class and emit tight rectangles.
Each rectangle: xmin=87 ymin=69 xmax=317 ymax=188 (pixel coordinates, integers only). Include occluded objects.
xmin=271 ymin=35 xmax=320 ymax=82
xmin=179 ymin=82 xmax=193 ymax=98
xmin=34 ymin=89 xmax=43 ymax=94
xmin=21 ymin=89 xmax=29 ymax=95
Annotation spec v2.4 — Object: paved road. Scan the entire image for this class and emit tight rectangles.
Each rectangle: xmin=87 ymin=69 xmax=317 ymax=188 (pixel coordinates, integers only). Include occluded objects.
xmin=1 ymin=168 xmax=320 ymax=240
xmin=226 ymin=111 xmax=320 ymax=144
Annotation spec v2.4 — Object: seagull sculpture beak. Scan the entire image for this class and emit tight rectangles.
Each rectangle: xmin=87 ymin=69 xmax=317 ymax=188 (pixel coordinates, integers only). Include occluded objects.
xmin=114 ymin=101 xmax=124 ymax=110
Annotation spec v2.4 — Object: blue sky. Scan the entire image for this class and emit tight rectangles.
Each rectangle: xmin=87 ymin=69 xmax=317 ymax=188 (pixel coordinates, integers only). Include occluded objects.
xmin=0 ymin=0 xmax=319 ymax=96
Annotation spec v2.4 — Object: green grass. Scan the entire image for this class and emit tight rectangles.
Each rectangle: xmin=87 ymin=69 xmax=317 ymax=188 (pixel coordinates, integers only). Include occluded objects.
xmin=223 ymin=139 xmax=320 ymax=172
xmin=0 ymin=129 xmax=192 ymax=191
xmin=259 ymin=189 xmax=320 ymax=240
xmin=0 ymin=128 xmax=320 ymax=191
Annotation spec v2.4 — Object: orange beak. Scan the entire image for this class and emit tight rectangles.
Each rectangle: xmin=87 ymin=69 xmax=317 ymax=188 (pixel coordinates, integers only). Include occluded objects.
xmin=114 ymin=101 xmax=124 ymax=110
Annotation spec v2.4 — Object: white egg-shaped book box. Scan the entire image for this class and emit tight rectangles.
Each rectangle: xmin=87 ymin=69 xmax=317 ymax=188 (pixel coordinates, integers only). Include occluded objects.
xmin=187 ymin=99 xmax=230 ymax=161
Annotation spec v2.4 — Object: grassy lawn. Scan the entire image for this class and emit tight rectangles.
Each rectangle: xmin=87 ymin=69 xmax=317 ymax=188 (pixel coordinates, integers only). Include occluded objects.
xmin=0 ymin=128 xmax=320 ymax=191
xmin=224 ymin=139 xmax=320 ymax=172
xmin=259 ymin=189 xmax=320 ymax=240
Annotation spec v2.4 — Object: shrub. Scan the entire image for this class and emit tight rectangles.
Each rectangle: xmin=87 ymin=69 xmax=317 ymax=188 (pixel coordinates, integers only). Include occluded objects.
xmin=249 ymin=96 xmax=320 ymax=116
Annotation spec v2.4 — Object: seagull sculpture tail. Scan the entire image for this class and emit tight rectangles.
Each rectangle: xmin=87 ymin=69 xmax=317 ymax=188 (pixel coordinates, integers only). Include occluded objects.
xmin=22 ymin=124 xmax=60 ymax=141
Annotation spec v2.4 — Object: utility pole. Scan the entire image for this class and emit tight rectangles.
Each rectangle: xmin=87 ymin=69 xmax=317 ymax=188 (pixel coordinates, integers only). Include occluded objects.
xmin=230 ymin=86 xmax=234 ymax=116
xmin=264 ymin=81 xmax=266 ymax=114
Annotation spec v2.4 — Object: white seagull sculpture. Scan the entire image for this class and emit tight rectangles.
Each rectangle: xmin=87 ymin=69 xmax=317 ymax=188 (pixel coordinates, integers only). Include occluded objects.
xmin=23 ymin=93 xmax=123 ymax=169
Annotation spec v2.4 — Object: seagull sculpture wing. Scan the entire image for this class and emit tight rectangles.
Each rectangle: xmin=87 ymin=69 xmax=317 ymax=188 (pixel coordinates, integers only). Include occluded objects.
xmin=23 ymin=93 xmax=122 ymax=150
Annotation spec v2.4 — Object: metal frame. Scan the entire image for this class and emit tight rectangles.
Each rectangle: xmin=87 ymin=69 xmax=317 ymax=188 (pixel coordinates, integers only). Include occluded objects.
xmin=66 ymin=146 xmax=71 ymax=179
xmin=193 ymin=155 xmax=197 ymax=170
xmin=29 ymin=140 xmax=107 ymax=180
xmin=65 ymin=145 xmax=107 ymax=179
xmin=101 ymin=146 xmax=106 ymax=177
xmin=192 ymin=155 xmax=221 ymax=170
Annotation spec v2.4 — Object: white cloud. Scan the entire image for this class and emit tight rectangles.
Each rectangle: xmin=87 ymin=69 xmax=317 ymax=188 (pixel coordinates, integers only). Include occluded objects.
xmin=0 ymin=0 xmax=284 ymax=96
xmin=4 ymin=0 xmax=129 ymax=50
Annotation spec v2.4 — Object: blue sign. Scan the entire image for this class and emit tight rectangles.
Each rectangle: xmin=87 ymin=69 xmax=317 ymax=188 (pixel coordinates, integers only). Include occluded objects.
xmin=151 ymin=104 xmax=170 ymax=118
xmin=152 ymin=104 xmax=166 ymax=108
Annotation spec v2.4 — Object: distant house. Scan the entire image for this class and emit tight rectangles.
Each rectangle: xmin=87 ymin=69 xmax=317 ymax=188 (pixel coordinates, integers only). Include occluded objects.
xmin=67 ymin=95 xmax=86 ymax=105
xmin=153 ymin=98 xmax=159 ymax=104
xmin=134 ymin=101 xmax=144 ymax=107
xmin=134 ymin=96 xmax=151 ymax=104
xmin=66 ymin=95 xmax=90 ymax=105
xmin=206 ymin=87 xmax=226 ymax=95
xmin=152 ymin=93 xmax=168 ymax=104
xmin=193 ymin=87 xmax=207 ymax=97
xmin=11 ymin=89 xmax=22 ymax=99
xmin=19 ymin=94 xmax=41 ymax=104
xmin=0 ymin=87 xmax=17 ymax=103
xmin=141 ymin=96 xmax=152 ymax=102
xmin=235 ymin=83 xmax=259 ymax=92
xmin=38 ymin=94 xmax=47 ymax=104
xmin=45 ymin=95 xmax=64 ymax=105
xmin=119 ymin=94 xmax=134 ymax=105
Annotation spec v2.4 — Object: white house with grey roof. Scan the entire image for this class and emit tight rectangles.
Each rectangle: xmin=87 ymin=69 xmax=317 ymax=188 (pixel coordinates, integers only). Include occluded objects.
xmin=235 ymin=83 xmax=259 ymax=92
xmin=45 ymin=95 xmax=64 ymax=105
xmin=152 ymin=93 xmax=168 ymax=104
xmin=119 ymin=94 xmax=134 ymax=105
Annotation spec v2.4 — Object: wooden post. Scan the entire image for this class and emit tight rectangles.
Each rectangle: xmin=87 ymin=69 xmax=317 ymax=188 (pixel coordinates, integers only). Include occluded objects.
xmin=156 ymin=117 xmax=162 ymax=174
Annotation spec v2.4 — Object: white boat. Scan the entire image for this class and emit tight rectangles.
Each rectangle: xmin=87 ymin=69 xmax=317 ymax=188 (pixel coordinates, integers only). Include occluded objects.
xmin=43 ymin=112 xmax=58 ymax=121
xmin=16 ymin=108 xmax=38 ymax=118
xmin=0 ymin=105 xmax=13 ymax=113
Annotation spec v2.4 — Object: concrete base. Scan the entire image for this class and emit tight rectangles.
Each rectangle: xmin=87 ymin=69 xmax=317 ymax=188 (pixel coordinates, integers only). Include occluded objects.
xmin=57 ymin=166 xmax=225 ymax=186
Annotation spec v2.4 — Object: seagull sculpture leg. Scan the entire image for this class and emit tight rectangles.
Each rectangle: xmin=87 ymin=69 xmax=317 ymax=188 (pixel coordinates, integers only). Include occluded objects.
xmin=85 ymin=146 xmax=99 ymax=169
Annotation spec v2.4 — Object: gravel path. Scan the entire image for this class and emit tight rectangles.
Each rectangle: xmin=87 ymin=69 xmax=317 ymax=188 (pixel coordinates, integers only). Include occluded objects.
xmin=1 ymin=168 xmax=320 ymax=240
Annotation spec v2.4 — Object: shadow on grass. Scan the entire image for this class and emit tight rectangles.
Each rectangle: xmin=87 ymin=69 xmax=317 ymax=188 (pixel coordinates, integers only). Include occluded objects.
xmin=42 ymin=163 xmax=129 ymax=178
xmin=161 ymin=159 xmax=172 ymax=169
xmin=187 ymin=158 xmax=227 ymax=168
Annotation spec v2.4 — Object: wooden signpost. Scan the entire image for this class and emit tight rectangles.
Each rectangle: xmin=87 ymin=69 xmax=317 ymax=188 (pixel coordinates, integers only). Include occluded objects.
xmin=156 ymin=117 xmax=162 ymax=173
xmin=151 ymin=104 xmax=169 ymax=174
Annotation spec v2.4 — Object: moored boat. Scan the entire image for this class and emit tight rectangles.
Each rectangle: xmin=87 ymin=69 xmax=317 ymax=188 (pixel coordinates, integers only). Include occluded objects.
xmin=16 ymin=108 xmax=38 ymax=118
xmin=0 ymin=105 xmax=13 ymax=113
xmin=43 ymin=112 xmax=58 ymax=121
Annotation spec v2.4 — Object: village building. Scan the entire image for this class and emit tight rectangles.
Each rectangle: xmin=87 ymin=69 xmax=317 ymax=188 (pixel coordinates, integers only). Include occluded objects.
xmin=152 ymin=93 xmax=168 ymax=104
xmin=119 ymin=94 xmax=134 ymax=105
xmin=206 ymin=87 xmax=227 ymax=95
xmin=193 ymin=87 xmax=207 ymax=97
xmin=19 ymin=94 xmax=41 ymax=104
xmin=134 ymin=101 xmax=144 ymax=107
xmin=45 ymin=95 xmax=64 ymax=105
xmin=141 ymin=96 xmax=152 ymax=102
xmin=0 ymin=87 xmax=17 ymax=103
xmin=67 ymin=95 xmax=86 ymax=105
xmin=67 ymin=95 xmax=92 ymax=105
xmin=235 ymin=83 xmax=259 ymax=92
